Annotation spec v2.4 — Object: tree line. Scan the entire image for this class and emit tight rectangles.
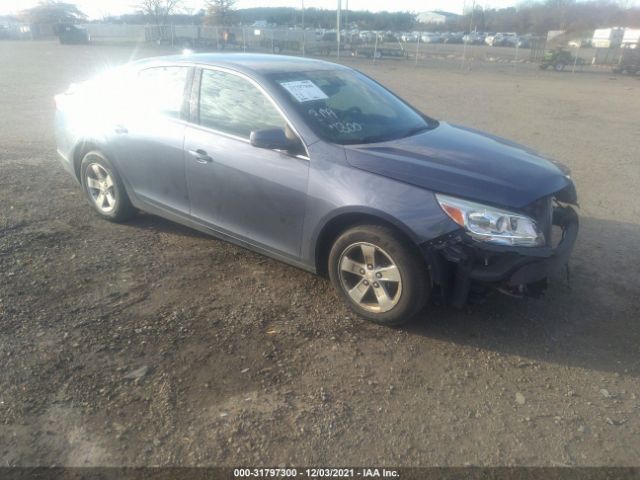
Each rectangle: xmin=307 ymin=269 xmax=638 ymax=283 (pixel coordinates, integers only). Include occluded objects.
xmin=453 ymin=1 xmax=640 ymax=34
xmin=18 ymin=0 xmax=640 ymax=34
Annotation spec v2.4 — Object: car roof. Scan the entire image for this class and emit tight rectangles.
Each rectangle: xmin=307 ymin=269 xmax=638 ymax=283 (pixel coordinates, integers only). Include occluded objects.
xmin=133 ymin=53 xmax=348 ymax=76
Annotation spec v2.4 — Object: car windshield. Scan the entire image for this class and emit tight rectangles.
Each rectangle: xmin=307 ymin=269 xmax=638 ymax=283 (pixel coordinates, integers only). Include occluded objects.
xmin=268 ymin=69 xmax=436 ymax=145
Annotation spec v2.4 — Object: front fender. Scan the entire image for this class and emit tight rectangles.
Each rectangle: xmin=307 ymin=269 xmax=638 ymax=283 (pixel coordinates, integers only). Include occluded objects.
xmin=302 ymin=153 xmax=460 ymax=269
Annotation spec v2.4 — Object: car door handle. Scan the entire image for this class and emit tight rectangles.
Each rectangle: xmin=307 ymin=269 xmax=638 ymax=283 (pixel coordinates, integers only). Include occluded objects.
xmin=189 ymin=149 xmax=213 ymax=163
xmin=114 ymin=125 xmax=128 ymax=134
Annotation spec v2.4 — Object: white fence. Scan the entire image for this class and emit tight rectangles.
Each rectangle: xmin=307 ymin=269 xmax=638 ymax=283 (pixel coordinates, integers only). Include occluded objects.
xmin=78 ymin=23 xmax=627 ymax=66
xmin=80 ymin=23 xmax=401 ymax=57
xmin=81 ymin=23 xmax=311 ymax=52
xmin=81 ymin=24 xmax=146 ymax=42
xmin=77 ymin=23 xmax=538 ymax=61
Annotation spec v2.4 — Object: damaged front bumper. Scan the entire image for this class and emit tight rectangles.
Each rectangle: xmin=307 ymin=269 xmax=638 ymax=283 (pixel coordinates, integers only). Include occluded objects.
xmin=423 ymin=205 xmax=579 ymax=307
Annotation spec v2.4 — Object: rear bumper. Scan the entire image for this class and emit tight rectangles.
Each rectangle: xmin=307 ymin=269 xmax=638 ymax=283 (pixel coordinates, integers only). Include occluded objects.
xmin=423 ymin=206 xmax=579 ymax=306
xmin=54 ymin=108 xmax=78 ymax=177
xmin=56 ymin=148 xmax=78 ymax=181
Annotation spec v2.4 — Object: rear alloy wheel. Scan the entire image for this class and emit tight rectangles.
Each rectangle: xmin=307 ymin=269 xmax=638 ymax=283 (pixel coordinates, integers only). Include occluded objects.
xmin=329 ymin=225 xmax=429 ymax=326
xmin=554 ymin=62 xmax=566 ymax=72
xmin=80 ymin=151 xmax=134 ymax=222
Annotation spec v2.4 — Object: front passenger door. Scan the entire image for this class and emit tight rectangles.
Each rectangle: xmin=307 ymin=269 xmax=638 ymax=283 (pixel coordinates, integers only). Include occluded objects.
xmin=184 ymin=68 xmax=309 ymax=259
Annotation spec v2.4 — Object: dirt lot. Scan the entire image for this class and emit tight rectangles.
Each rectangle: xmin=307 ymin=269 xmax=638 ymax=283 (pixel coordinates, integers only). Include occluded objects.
xmin=1 ymin=40 xmax=639 ymax=467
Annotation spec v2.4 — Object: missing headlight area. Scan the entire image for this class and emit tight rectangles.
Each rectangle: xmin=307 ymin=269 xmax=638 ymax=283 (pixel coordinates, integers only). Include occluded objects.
xmin=425 ymin=190 xmax=579 ymax=308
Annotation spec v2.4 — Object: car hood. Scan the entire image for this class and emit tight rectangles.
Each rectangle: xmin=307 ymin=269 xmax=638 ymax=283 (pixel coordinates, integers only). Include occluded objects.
xmin=344 ymin=122 xmax=572 ymax=209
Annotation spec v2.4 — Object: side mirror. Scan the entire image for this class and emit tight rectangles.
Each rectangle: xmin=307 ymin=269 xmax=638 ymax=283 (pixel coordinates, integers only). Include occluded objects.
xmin=250 ymin=128 xmax=295 ymax=151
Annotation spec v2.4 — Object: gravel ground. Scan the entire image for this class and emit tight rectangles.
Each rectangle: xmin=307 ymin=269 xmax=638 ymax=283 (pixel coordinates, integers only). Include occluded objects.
xmin=0 ymin=40 xmax=639 ymax=467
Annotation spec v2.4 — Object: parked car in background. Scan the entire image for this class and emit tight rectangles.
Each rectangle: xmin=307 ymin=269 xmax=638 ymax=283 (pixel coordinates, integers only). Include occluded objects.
xmin=443 ymin=32 xmax=464 ymax=44
xmin=568 ymin=38 xmax=591 ymax=48
xmin=484 ymin=32 xmax=497 ymax=45
xmin=421 ymin=33 xmax=442 ymax=43
xmin=517 ymin=34 xmax=534 ymax=48
xmin=54 ymin=54 xmax=579 ymax=325
xmin=382 ymin=32 xmax=399 ymax=43
xmin=491 ymin=32 xmax=518 ymax=47
xmin=401 ymin=32 xmax=420 ymax=43
xmin=359 ymin=31 xmax=375 ymax=43
xmin=463 ymin=32 xmax=485 ymax=44
xmin=309 ymin=32 xmax=346 ymax=55
xmin=56 ymin=24 xmax=90 ymax=44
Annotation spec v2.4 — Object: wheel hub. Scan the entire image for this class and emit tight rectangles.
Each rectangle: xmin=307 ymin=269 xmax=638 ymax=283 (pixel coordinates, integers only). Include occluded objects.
xmin=338 ymin=242 xmax=402 ymax=313
xmin=85 ymin=161 xmax=116 ymax=213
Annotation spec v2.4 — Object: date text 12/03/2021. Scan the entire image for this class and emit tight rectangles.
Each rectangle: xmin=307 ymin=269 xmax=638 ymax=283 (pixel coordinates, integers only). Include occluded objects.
xmin=233 ymin=468 xmax=400 ymax=478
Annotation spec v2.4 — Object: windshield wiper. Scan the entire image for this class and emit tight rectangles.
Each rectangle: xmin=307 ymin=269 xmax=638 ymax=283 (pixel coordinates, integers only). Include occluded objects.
xmin=349 ymin=123 xmax=435 ymax=145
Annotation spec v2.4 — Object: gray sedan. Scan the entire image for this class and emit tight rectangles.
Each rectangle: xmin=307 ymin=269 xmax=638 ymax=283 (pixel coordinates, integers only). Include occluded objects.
xmin=55 ymin=54 xmax=578 ymax=325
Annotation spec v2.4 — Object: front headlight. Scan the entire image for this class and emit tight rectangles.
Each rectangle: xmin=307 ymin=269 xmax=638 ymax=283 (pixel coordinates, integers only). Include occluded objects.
xmin=436 ymin=194 xmax=545 ymax=247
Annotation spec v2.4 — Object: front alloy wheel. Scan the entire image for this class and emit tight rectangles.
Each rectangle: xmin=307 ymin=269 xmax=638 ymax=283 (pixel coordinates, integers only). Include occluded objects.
xmin=85 ymin=162 xmax=117 ymax=214
xmin=338 ymin=242 xmax=402 ymax=313
xmin=329 ymin=225 xmax=430 ymax=326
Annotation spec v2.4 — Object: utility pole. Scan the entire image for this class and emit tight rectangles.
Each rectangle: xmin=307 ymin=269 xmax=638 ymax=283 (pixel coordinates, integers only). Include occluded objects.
xmin=301 ymin=0 xmax=305 ymax=56
xmin=336 ymin=0 xmax=341 ymax=60
xmin=462 ymin=0 xmax=475 ymax=69
xmin=345 ymin=0 xmax=348 ymax=31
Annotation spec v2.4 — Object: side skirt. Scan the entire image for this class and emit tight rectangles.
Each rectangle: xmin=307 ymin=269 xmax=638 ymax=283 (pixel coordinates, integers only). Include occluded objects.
xmin=129 ymin=195 xmax=317 ymax=275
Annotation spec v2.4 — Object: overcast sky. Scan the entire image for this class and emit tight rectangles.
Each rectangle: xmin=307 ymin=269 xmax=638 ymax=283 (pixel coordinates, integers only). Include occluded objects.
xmin=2 ymin=0 xmax=639 ymax=18
xmin=0 ymin=0 xmax=546 ymax=19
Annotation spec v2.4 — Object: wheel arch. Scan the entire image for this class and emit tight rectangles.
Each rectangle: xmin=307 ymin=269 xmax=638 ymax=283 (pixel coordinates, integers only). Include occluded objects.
xmin=72 ymin=139 xmax=126 ymax=183
xmin=313 ymin=208 xmax=424 ymax=277
xmin=72 ymin=139 xmax=139 ymax=206
xmin=72 ymin=139 xmax=104 ymax=180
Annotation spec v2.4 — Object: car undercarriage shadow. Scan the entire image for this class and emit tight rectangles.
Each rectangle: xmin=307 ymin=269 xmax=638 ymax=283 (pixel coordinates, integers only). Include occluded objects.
xmin=122 ymin=212 xmax=211 ymax=240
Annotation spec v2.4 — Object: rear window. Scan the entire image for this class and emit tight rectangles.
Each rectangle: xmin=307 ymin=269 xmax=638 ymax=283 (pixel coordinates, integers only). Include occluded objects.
xmin=135 ymin=66 xmax=189 ymax=119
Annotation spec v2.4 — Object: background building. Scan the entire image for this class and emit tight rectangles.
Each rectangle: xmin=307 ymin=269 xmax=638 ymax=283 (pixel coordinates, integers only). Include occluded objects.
xmin=415 ymin=11 xmax=460 ymax=25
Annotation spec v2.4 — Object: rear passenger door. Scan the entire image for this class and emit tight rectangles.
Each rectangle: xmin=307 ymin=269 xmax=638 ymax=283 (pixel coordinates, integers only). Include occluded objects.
xmin=184 ymin=67 xmax=309 ymax=259
xmin=111 ymin=65 xmax=192 ymax=214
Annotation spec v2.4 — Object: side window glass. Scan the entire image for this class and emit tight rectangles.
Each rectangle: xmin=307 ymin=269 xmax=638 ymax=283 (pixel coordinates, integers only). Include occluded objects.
xmin=199 ymin=69 xmax=287 ymax=138
xmin=136 ymin=66 xmax=189 ymax=119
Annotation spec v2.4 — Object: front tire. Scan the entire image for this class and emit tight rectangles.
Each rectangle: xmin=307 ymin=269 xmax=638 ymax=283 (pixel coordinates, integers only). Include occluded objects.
xmin=80 ymin=151 xmax=135 ymax=222
xmin=328 ymin=225 xmax=429 ymax=326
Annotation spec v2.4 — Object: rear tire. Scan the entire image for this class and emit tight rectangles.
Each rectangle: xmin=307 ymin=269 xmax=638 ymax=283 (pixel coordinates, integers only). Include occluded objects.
xmin=554 ymin=62 xmax=566 ymax=72
xmin=328 ymin=225 xmax=429 ymax=326
xmin=80 ymin=151 xmax=135 ymax=222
